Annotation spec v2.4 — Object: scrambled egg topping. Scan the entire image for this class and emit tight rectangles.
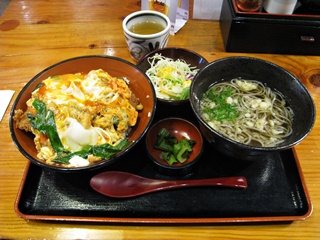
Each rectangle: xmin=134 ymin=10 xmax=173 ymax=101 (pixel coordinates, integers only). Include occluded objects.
xmin=14 ymin=69 xmax=143 ymax=165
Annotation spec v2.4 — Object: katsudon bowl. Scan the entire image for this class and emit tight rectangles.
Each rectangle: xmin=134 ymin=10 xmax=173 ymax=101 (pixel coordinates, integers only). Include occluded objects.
xmin=190 ymin=56 xmax=316 ymax=160
xmin=9 ymin=55 xmax=156 ymax=172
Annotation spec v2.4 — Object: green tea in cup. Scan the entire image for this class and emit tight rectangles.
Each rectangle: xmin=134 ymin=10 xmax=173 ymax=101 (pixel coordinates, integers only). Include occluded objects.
xmin=129 ymin=21 xmax=165 ymax=35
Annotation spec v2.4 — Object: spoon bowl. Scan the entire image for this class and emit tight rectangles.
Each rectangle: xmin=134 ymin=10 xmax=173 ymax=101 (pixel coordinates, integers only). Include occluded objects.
xmin=90 ymin=171 xmax=248 ymax=198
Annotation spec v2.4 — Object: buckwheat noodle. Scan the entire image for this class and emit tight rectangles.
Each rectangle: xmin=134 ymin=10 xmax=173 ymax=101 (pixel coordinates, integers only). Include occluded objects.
xmin=200 ymin=79 xmax=294 ymax=147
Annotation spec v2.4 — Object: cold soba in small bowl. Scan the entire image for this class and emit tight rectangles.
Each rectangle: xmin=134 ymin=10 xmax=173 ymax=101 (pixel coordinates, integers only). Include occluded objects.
xmin=190 ymin=56 xmax=316 ymax=160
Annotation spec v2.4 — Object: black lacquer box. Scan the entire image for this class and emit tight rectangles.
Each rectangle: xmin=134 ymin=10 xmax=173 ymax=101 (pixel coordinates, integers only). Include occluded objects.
xmin=220 ymin=0 xmax=320 ymax=55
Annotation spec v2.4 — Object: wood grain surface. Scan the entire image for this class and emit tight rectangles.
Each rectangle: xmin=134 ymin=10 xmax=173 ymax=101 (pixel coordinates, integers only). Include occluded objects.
xmin=1 ymin=0 xmax=320 ymax=239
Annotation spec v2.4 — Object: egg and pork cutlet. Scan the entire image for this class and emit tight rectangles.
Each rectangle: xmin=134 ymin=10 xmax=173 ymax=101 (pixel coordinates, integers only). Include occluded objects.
xmin=13 ymin=69 xmax=143 ymax=167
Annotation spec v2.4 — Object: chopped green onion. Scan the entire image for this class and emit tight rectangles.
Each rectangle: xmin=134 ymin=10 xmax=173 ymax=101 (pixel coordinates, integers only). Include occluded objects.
xmin=203 ymin=86 xmax=239 ymax=122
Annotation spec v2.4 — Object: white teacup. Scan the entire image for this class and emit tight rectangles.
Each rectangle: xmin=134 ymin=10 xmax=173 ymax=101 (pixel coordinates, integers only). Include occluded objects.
xmin=122 ymin=10 xmax=171 ymax=61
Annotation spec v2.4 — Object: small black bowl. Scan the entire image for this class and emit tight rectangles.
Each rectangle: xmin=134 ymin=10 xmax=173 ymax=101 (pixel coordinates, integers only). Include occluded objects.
xmin=190 ymin=56 xmax=316 ymax=160
xmin=137 ymin=47 xmax=208 ymax=106
xmin=145 ymin=118 xmax=204 ymax=176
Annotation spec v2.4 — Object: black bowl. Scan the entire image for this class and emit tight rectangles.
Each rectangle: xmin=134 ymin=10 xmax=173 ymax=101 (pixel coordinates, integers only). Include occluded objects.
xmin=137 ymin=47 xmax=208 ymax=106
xmin=190 ymin=56 xmax=316 ymax=160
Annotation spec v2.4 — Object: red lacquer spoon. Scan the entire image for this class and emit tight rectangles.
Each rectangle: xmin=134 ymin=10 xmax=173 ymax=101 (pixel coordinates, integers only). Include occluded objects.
xmin=90 ymin=171 xmax=248 ymax=198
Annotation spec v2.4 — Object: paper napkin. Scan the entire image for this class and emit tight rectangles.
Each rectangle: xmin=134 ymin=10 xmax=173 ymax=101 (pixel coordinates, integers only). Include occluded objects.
xmin=0 ymin=90 xmax=15 ymax=122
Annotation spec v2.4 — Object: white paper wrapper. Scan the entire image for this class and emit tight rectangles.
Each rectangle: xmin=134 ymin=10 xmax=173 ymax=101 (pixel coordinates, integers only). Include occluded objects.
xmin=0 ymin=90 xmax=15 ymax=122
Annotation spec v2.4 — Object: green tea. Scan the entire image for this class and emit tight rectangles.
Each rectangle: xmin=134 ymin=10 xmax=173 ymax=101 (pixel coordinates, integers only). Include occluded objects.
xmin=129 ymin=21 xmax=165 ymax=35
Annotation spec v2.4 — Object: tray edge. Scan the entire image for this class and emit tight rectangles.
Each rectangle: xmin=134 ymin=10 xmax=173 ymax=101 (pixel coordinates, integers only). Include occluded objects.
xmin=14 ymin=149 xmax=313 ymax=224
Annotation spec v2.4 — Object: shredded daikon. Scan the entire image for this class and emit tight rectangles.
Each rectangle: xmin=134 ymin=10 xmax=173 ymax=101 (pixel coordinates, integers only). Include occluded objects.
xmin=146 ymin=53 xmax=199 ymax=100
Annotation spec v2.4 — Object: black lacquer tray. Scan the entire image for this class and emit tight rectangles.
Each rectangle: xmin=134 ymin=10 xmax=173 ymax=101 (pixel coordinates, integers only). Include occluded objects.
xmin=14 ymin=104 xmax=312 ymax=224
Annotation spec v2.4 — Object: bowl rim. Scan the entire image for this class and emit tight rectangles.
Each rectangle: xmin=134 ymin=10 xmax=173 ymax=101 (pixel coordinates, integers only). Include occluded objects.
xmin=145 ymin=117 xmax=204 ymax=170
xmin=9 ymin=55 xmax=157 ymax=172
xmin=136 ymin=47 xmax=209 ymax=104
xmin=190 ymin=56 xmax=316 ymax=152
xmin=136 ymin=47 xmax=209 ymax=65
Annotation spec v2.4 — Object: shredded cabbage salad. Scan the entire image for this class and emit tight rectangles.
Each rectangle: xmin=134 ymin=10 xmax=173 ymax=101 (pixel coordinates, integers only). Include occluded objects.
xmin=146 ymin=53 xmax=199 ymax=100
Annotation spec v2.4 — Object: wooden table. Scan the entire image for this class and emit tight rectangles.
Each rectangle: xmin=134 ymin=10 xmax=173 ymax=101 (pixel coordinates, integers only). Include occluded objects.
xmin=1 ymin=0 xmax=320 ymax=239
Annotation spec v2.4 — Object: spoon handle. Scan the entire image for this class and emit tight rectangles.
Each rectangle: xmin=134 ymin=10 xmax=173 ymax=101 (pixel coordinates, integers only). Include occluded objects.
xmin=153 ymin=176 xmax=248 ymax=191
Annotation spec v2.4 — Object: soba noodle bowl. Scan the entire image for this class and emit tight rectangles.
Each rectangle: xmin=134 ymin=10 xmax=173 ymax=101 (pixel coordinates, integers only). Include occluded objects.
xmin=200 ymin=79 xmax=294 ymax=147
